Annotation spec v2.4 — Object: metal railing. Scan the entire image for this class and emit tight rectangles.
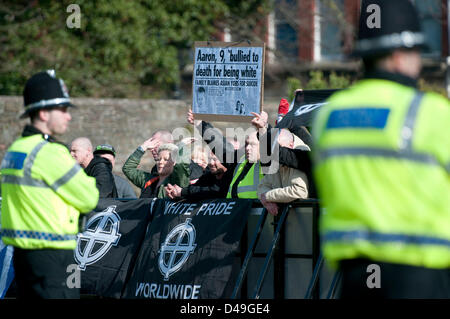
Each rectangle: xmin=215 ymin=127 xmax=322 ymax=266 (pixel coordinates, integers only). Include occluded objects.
xmin=231 ymin=198 xmax=340 ymax=299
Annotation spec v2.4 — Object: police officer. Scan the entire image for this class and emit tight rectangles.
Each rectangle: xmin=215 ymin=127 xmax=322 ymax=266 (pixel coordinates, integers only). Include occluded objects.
xmin=0 ymin=70 xmax=99 ymax=298
xmin=312 ymin=0 xmax=450 ymax=298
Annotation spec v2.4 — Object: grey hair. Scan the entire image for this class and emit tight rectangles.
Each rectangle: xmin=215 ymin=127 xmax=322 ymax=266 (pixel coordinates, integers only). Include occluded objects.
xmin=158 ymin=143 xmax=179 ymax=162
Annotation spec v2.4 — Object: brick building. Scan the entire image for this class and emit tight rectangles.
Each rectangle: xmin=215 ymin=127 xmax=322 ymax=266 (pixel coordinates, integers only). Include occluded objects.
xmin=216 ymin=0 xmax=448 ymax=64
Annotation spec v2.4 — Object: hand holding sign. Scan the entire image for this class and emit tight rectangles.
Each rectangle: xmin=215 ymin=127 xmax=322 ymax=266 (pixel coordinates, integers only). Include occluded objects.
xmin=187 ymin=109 xmax=201 ymax=126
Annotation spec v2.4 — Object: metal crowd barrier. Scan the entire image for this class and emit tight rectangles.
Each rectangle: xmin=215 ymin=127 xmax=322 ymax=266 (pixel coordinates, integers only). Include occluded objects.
xmin=113 ymin=197 xmax=340 ymax=299
xmin=232 ymin=199 xmax=340 ymax=299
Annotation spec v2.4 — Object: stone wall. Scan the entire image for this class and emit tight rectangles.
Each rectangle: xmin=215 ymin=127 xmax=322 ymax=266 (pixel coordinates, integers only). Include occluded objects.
xmin=0 ymin=96 xmax=279 ymax=194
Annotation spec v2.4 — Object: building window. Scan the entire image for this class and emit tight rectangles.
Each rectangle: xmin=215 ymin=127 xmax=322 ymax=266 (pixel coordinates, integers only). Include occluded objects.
xmin=274 ymin=0 xmax=299 ymax=62
xmin=412 ymin=0 xmax=442 ymax=57
xmin=317 ymin=0 xmax=346 ymax=61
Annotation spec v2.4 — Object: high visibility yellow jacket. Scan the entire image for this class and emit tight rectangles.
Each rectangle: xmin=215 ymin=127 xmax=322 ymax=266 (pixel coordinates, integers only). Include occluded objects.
xmin=312 ymin=78 xmax=450 ymax=269
xmin=0 ymin=132 xmax=99 ymax=249
xmin=226 ymin=158 xmax=264 ymax=199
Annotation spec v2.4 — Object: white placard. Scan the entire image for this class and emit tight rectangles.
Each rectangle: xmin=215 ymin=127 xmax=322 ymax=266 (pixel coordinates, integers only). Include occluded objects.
xmin=192 ymin=42 xmax=265 ymax=122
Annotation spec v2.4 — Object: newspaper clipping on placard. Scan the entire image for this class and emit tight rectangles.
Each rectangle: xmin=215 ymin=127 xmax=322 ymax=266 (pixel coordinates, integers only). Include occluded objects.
xmin=192 ymin=42 xmax=264 ymax=121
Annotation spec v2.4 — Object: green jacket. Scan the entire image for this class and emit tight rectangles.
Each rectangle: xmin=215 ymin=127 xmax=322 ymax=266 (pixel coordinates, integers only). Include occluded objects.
xmin=122 ymin=148 xmax=190 ymax=198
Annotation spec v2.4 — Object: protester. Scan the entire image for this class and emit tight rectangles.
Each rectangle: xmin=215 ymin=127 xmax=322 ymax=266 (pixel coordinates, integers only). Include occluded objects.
xmin=226 ymin=130 xmax=265 ymax=198
xmin=123 ymin=142 xmax=189 ymax=198
xmin=258 ymin=110 xmax=315 ymax=197
xmin=70 ymin=137 xmax=118 ymax=198
xmin=312 ymin=0 xmax=450 ymax=298
xmin=185 ymin=109 xmax=265 ymax=199
xmin=227 ymin=136 xmax=241 ymax=151
xmin=165 ymin=151 xmax=233 ymax=201
xmin=145 ymin=130 xmax=174 ymax=167
xmin=165 ymin=110 xmax=262 ymax=200
xmin=257 ymin=129 xmax=309 ymax=216
xmin=0 ymin=70 xmax=98 ymax=298
xmin=130 ymin=130 xmax=204 ymax=186
xmin=190 ymin=143 xmax=209 ymax=170
xmin=93 ymin=144 xmax=137 ymax=199
xmin=176 ymin=137 xmax=210 ymax=186
xmin=189 ymin=143 xmax=210 ymax=185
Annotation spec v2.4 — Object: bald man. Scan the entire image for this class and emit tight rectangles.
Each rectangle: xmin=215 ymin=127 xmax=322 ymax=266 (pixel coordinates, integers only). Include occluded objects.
xmin=70 ymin=137 xmax=93 ymax=168
xmin=70 ymin=137 xmax=117 ymax=198
xmin=257 ymin=129 xmax=309 ymax=216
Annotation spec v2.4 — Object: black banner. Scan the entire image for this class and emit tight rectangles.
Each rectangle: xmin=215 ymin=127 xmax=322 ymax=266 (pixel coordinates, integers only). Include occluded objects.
xmin=276 ymin=89 xmax=340 ymax=128
xmin=123 ymin=198 xmax=252 ymax=299
xmin=74 ymin=198 xmax=153 ymax=298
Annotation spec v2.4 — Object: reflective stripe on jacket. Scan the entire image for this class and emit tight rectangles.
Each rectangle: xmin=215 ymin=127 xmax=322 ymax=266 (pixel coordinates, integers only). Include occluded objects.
xmin=226 ymin=157 xmax=264 ymax=199
xmin=1 ymin=134 xmax=99 ymax=249
xmin=312 ymin=79 xmax=450 ymax=269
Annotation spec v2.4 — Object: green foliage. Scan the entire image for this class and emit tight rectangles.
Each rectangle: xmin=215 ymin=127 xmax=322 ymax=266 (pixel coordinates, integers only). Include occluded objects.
xmin=0 ymin=0 xmax=269 ymax=98
xmin=305 ymin=71 xmax=328 ymax=90
xmin=288 ymin=72 xmax=448 ymax=100
xmin=286 ymin=77 xmax=301 ymax=101
xmin=418 ymin=79 xmax=448 ymax=97
xmin=286 ymin=71 xmax=353 ymax=97
xmin=328 ymin=71 xmax=351 ymax=89
xmin=305 ymin=70 xmax=352 ymax=90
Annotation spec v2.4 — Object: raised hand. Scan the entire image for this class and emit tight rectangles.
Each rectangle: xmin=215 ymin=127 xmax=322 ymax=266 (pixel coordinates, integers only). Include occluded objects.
xmin=251 ymin=110 xmax=269 ymax=129
xmin=187 ymin=109 xmax=202 ymax=126
xmin=187 ymin=109 xmax=195 ymax=125
xmin=140 ymin=136 xmax=161 ymax=152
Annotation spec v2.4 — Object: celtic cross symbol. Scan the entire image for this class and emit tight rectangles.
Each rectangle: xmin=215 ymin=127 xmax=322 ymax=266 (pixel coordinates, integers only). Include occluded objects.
xmin=75 ymin=205 xmax=121 ymax=270
xmin=158 ymin=218 xmax=197 ymax=281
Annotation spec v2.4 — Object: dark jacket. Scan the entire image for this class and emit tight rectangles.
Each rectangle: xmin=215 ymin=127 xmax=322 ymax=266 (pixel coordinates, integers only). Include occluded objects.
xmin=180 ymin=168 xmax=234 ymax=201
xmin=113 ymin=174 xmax=137 ymax=199
xmin=188 ymin=161 xmax=207 ymax=184
xmin=197 ymin=121 xmax=240 ymax=167
xmin=176 ymin=120 xmax=240 ymax=200
xmin=84 ymin=155 xmax=118 ymax=198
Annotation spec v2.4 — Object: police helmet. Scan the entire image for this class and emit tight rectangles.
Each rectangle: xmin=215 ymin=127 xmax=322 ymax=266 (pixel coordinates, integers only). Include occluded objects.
xmin=353 ymin=0 xmax=428 ymax=57
xmin=21 ymin=70 xmax=75 ymax=119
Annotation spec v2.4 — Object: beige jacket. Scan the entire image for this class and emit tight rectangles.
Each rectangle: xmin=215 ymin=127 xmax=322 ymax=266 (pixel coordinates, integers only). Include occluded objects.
xmin=257 ymin=135 xmax=309 ymax=202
